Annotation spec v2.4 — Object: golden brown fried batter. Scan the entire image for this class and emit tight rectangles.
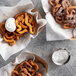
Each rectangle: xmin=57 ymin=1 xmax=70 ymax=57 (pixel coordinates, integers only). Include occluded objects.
xmin=0 ymin=12 xmax=37 ymax=45
xmin=11 ymin=60 xmax=42 ymax=76
xmin=49 ymin=0 xmax=76 ymax=29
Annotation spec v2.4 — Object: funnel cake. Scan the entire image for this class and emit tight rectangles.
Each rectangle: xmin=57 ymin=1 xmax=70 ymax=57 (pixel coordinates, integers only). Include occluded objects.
xmin=49 ymin=0 xmax=76 ymax=29
xmin=63 ymin=6 xmax=76 ymax=29
xmin=0 ymin=12 xmax=37 ymax=45
xmin=12 ymin=59 xmax=42 ymax=76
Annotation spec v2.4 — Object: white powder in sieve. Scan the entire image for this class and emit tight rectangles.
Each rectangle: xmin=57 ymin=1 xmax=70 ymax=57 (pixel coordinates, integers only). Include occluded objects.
xmin=52 ymin=49 xmax=69 ymax=65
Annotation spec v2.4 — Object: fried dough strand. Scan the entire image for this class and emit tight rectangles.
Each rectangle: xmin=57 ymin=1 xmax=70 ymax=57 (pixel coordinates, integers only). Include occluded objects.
xmin=49 ymin=0 xmax=76 ymax=29
xmin=0 ymin=12 xmax=37 ymax=45
xmin=12 ymin=59 xmax=42 ymax=76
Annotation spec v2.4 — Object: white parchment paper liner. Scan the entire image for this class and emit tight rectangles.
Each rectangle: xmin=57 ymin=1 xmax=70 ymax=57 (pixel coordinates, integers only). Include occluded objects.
xmin=0 ymin=0 xmax=47 ymax=60
xmin=0 ymin=51 xmax=48 ymax=76
xmin=41 ymin=0 xmax=76 ymax=41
